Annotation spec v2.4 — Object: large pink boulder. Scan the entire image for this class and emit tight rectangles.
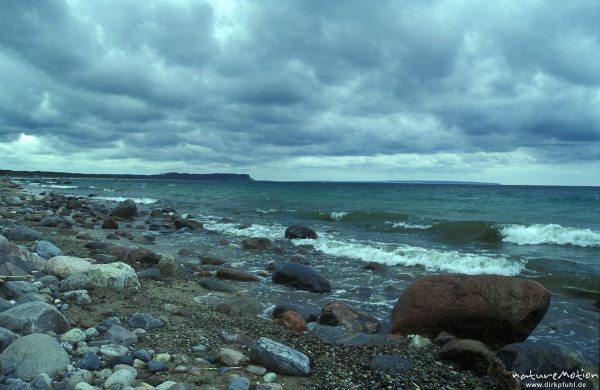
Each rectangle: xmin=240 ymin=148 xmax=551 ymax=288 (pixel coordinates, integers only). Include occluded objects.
xmin=391 ymin=275 xmax=550 ymax=347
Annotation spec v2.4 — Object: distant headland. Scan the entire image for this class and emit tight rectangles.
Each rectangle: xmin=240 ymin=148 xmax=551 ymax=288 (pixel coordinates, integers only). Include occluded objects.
xmin=0 ymin=170 xmax=253 ymax=182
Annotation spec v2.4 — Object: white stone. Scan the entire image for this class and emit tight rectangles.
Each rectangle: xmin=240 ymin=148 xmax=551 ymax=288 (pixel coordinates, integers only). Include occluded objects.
xmin=155 ymin=353 xmax=171 ymax=362
xmin=61 ymin=328 xmax=86 ymax=344
xmin=84 ymin=327 xmax=99 ymax=338
xmin=408 ymin=334 xmax=432 ymax=348
xmin=86 ymin=262 xmax=140 ymax=291
xmin=46 ymin=256 xmax=94 ymax=278
xmin=156 ymin=381 xmax=177 ymax=390
xmin=263 ymin=372 xmax=277 ymax=383
xmin=74 ymin=383 xmax=95 ymax=390
xmin=218 ymin=348 xmax=248 ymax=367
xmin=103 ymin=369 xmax=136 ymax=389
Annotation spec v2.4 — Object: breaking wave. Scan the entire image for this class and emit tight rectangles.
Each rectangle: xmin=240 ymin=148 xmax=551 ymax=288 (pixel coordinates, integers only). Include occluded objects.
xmin=501 ymin=224 xmax=600 ymax=247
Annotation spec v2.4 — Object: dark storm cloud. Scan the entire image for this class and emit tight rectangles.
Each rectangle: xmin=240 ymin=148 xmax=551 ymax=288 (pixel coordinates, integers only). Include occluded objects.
xmin=0 ymin=0 xmax=599 ymax=173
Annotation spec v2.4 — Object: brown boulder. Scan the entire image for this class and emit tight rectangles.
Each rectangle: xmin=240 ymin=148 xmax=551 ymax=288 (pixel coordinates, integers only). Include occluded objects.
xmin=273 ymin=311 xmax=308 ymax=332
xmin=127 ymin=247 xmax=161 ymax=265
xmin=216 ymin=267 xmax=260 ymax=282
xmin=319 ymin=300 xmax=381 ymax=334
xmin=174 ymin=219 xmax=203 ymax=230
xmin=101 ymin=218 xmax=119 ymax=230
xmin=391 ymin=275 xmax=550 ymax=347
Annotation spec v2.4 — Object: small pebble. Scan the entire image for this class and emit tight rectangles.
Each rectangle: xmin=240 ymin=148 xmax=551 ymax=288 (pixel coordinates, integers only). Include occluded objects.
xmin=263 ymin=372 xmax=277 ymax=383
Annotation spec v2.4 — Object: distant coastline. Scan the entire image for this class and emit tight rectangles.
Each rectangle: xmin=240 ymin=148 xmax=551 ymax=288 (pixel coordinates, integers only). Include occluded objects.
xmin=0 ymin=170 xmax=253 ymax=182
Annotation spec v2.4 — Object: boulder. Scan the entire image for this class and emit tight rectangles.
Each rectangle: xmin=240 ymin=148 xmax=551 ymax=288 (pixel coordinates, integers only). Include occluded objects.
xmin=0 ymin=220 xmax=43 ymax=241
xmin=242 ymin=237 xmax=275 ymax=250
xmin=272 ymin=302 xmax=321 ymax=323
xmin=110 ymin=199 xmax=137 ymax=219
xmin=86 ymin=262 xmax=140 ymax=291
xmin=34 ymin=240 xmax=64 ymax=260
xmin=174 ymin=219 xmax=203 ymax=230
xmin=106 ymin=325 xmax=138 ymax=346
xmin=285 ymin=226 xmax=318 ymax=240
xmin=391 ymin=275 xmax=551 ymax=347
xmin=127 ymin=313 xmax=164 ymax=330
xmin=201 ymin=255 xmax=226 ymax=266
xmin=40 ymin=216 xmax=72 ymax=229
xmin=0 ymin=327 xmax=18 ymax=352
xmin=250 ymin=337 xmax=310 ymax=376
xmin=4 ymin=196 xmax=23 ymax=206
xmin=319 ymin=301 xmax=381 ymax=334
xmin=496 ymin=341 xmax=599 ymax=389
xmin=0 ymin=301 xmax=69 ymax=335
xmin=215 ymin=296 xmax=263 ymax=317
xmin=127 ymin=247 xmax=161 ymax=265
xmin=217 ymin=267 xmax=260 ymax=282
xmin=436 ymin=339 xmax=494 ymax=368
xmin=46 ymin=256 xmax=94 ymax=278
xmin=2 ymin=281 xmax=37 ymax=299
xmin=101 ymin=218 xmax=119 ymax=230
xmin=199 ymin=278 xmax=237 ymax=293
xmin=271 ymin=262 xmax=331 ymax=293
xmin=0 ymin=241 xmax=46 ymax=273
xmin=62 ymin=290 xmax=92 ymax=305
xmin=0 ymin=333 xmax=70 ymax=380
xmin=273 ymin=311 xmax=307 ymax=332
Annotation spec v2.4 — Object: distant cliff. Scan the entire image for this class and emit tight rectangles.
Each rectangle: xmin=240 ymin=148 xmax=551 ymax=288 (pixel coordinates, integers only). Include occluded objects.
xmin=0 ymin=170 xmax=253 ymax=182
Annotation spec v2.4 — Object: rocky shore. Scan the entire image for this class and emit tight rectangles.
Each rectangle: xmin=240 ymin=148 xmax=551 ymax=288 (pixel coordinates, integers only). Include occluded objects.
xmin=0 ymin=177 xmax=597 ymax=390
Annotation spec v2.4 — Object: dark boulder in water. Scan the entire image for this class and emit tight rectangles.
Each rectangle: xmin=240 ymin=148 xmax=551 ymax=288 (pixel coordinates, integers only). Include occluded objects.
xmin=110 ymin=199 xmax=137 ymax=219
xmin=271 ymin=262 xmax=331 ymax=293
xmin=430 ymin=221 xmax=502 ymax=244
xmin=174 ymin=218 xmax=203 ymax=230
xmin=242 ymin=237 xmax=275 ymax=250
xmin=391 ymin=275 xmax=550 ymax=347
xmin=285 ymin=226 xmax=318 ymax=240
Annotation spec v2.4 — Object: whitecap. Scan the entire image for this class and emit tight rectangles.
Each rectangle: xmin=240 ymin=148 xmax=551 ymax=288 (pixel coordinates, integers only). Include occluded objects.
xmin=501 ymin=224 xmax=600 ymax=247
xmin=95 ymin=196 xmax=158 ymax=205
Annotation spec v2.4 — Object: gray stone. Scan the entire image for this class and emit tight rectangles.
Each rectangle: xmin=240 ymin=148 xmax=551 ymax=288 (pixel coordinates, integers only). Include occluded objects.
xmin=78 ymin=351 xmax=101 ymax=371
xmin=2 ymin=281 xmax=37 ymax=299
xmin=59 ymin=274 xmax=95 ymax=292
xmin=4 ymin=196 xmax=24 ymax=206
xmin=61 ymin=328 xmax=86 ymax=344
xmin=40 ymin=216 xmax=72 ymax=229
xmin=62 ymin=290 xmax=92 ymax=305
xmin=0 ymin=327 xmax=18 ymax=353
xmin=246 ymin=365 xmax=267 ymax=376
xmin=46 ymin=256 xmax=94 ymax=278
xmin=147 ymin=360 xmax=168 ymax=373
xmin=99 ymin=344 xmax=129 ymax=360
xmin=199 ymin=279 xmax=237 ymax=293
xmin=103 ymin=368 xmax=136 ymax=389
xmin=0 ymin=333 xmax=69 ymax=380
xmin=242 ymin=237 xmax=274 ymax=250
xmin=31 ymin=373 xmax=52 ymax=389
xmin=0 ymin=241 xmax=45 ymax=273
xmin=250 ymin=337 xmax=310 ymax=376
xmin=0 ymin=301 xmax=69 ymax=335
xmin=218 ymin=348 xmax=248 ymax=366
xmin=127 ymin=313 xmax=164 ymax=330
xmin=256 ymin=384 xmax=283 ymax=390
xmin=215 ymin=296 xmax=263 ymax=317
xmin=0 ymin=234 xmax=6 ymax=243
xmin=0 ymin=221 xmax=43 ymax=241
xmin=106 ymin=325 xmax=138 ymax=346
xmin=86 ymin=262 xmax=140 ymax=291
xmin=136 ymin=268 xmax=163 ymax=281
xmin=227 ymin=377 xmax=250 ymax=390
xmin=369 ymin=354 xmax=414 ymax=375
xmin=34 ymin=241 xmax=63 ymax=260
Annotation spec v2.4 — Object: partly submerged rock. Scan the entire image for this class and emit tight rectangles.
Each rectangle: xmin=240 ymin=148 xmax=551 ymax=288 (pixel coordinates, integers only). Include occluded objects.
xmin=271 ymin=262 xmax=331 ymax=293
xmin=391 ymin=274 xmax=550 ymax=347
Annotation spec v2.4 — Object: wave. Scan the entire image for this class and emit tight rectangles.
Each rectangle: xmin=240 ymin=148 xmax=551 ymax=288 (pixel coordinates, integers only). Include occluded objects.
xmin=102 ymin=188 xmax=115 ymax=193
xmin=305 ymin=238 xmax=524 ymax=276
xmin=370 ymin=221 xmax=433 ymax=233
xmin=29 ymin=183 xmax=79 ymax=189
xmin=304 ymin=210 xmax=412 ymax=223
xmin=95 ymin=196 xmax=158 ymax=205
xmin=501 ymin=224 xmax=600 ymax=247
xmin=256 ymin=209 xmax=279 ymax=214
xmin=429 ymin=221 xmax=503 ymax=244
xmin=204 ymin=218 xmax=523 ymax=276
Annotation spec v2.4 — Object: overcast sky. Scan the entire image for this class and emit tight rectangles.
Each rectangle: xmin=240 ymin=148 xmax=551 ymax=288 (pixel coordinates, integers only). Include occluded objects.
xmin=1 ymin=0 xmax=599 ymax=185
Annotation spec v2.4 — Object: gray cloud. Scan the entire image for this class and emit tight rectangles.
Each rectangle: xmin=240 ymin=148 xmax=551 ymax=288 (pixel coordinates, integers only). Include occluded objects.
xmin=0 ymin=0 xmax=599 ymax=184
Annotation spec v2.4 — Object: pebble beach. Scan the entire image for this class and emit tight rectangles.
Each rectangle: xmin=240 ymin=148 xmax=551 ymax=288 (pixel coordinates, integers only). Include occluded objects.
xmin=0 ymin=177 xmax=597 ymax=390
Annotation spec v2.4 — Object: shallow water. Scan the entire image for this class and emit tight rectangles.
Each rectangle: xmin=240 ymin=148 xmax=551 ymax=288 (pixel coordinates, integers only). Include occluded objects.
xmin=24 ymin=178 xmax=600 ymax=363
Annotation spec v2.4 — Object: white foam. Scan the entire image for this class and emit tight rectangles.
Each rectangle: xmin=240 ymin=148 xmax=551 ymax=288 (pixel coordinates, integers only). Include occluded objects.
xmin=330 ymin=211 xmax=349 ymax=221
xmin=95 ymin=196 xmax=158 ymax=205
xmin=501 ymin=224 xmax=600 ymax=247
xmin=301 ymin=236 xmax=524 ymax=276
xmin=386 ymin=221 xmax=432 ymax=230
xmin=102 ymin=188 xmax=115 ymax=192
xmin=257 ymin=209 xmax=278 ymax=214
xmin=204 ymin=220 xmax=284 ymax=239
xmin=39 ymin=184 xmax=79 ymax=189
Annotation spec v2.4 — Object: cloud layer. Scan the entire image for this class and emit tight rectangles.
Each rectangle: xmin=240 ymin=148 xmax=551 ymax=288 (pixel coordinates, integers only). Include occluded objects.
xmin=1 ymin=0 xmax=599 ymax=184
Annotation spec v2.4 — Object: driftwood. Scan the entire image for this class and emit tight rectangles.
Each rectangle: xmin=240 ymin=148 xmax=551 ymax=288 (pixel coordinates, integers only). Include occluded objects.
xmin=0 ymin=275 xmax=34 ymax=283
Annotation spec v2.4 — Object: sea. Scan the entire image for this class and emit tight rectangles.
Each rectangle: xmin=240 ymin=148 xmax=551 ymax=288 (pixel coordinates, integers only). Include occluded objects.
xmin=24 ymin=179 xmax=600 ymax=364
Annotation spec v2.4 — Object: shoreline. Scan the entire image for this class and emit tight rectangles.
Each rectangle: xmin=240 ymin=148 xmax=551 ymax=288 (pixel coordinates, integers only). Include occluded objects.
xmin=0 ymin=177 xmax=597 ymax=389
